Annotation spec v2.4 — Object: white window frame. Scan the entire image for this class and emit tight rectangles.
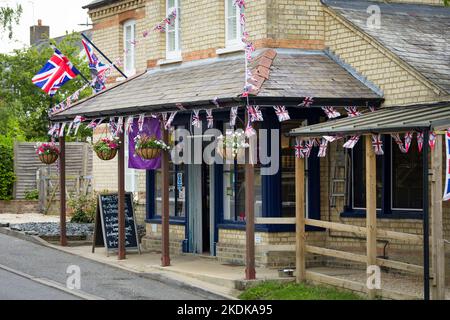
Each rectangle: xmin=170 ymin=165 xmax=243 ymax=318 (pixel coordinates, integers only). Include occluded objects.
xmin=225 ymin=0 xmax=243 ymax=48
xmin=123 ymin=20 xmax=136 ymax=76
xmin=124 ymin=131 xmax=138 ymax=194
xmin=166 ymin=0 xmax=181 ymax=60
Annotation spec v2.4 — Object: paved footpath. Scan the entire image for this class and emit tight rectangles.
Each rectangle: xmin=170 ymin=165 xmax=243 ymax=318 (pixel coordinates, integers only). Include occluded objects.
xmin=0 ymin=233 xmax=206 ymax=300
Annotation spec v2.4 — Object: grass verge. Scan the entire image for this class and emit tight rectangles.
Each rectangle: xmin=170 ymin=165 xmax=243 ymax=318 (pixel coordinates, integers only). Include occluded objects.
xmin=239 ymin=281 xmax=363 ymax=300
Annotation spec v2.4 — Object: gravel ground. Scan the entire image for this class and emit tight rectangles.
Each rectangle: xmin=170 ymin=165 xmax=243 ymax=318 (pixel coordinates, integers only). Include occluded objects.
xmin=5 ymin=222 xmax=146 ymax=238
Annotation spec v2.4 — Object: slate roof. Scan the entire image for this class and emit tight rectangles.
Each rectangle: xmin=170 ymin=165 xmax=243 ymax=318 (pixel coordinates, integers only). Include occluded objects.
xmin=290 ymin=101 xmax=450 ymax=137
xmin=322 ymin=0 xmax=450 ymax=95
xmin=82 ymin=0 xmax=118 ymax=9
xmin=51 ymin=49 xmax=382 ymax=121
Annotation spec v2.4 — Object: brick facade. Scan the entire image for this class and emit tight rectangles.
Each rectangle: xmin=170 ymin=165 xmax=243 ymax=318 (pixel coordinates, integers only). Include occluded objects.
xmin=87 ymin=0 xmax=449 ymax=271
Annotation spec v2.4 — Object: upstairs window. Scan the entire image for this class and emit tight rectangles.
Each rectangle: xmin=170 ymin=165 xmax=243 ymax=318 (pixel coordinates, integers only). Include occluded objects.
xmin=123 ymin=20 xmax=136 ymax=76
xmin=225 ymin=0 xmax=243 ymax=47
xmin=166 ymin=0 xmax=181 ymax=60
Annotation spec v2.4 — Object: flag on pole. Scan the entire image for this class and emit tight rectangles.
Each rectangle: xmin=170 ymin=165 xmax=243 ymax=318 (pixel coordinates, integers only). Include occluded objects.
xmin=81 ymin=39 xmax=108 ymax=93
xmin=32 ymin=48 xmax=80 ymax=96
xmin=443 ymin=130 xmax=450 ymax=201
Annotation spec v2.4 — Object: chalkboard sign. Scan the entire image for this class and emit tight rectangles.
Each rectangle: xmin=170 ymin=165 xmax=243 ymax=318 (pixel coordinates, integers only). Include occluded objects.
xmin=92 ymin=193 xmax=141 ymax=255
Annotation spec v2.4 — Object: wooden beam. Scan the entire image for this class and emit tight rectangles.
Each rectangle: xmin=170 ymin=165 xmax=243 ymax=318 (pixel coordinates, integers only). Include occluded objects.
xmin=118 ymin=129 xmax=126 ymax=260
xmin=305 ymin=218 xmax=366 ymax=236
xmin=423 ymin=130 xmax=430 ymax=300
xmin=295 ymin=156 xmax=306 ymax=283
xmin=306 ymin=245 xmax=366 ymax=264
xmin=161 ymin=126 xmax=171 ymax=267
xmin=59 ymin=137 xmax=67 ymax=247
xmin=255 ymin=217 xmax=296 ymax=225
xmin=376 ymin=257 xmax=423 ymax=275
xmin=365 ymin=135 xmax=377 ymax=299
xmin=431 ymin=134 xmax=445 ymax=299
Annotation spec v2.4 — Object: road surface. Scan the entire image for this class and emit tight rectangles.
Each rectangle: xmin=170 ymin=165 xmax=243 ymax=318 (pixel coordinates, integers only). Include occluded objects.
xmin=0 ymin=233 xmax=206 ymax=300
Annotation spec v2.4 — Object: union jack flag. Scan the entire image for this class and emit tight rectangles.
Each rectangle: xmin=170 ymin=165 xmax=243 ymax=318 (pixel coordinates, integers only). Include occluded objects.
xmin=317 ymin=139 xmax=329 ymax=158
xmin=32 ymin=48 xmax=80 ymax=96
xmin=206 ymin=109 xmax=214 ymax=129
xmin=87 ymin=119 xmax=101 ymax=129
xmin=429 ymin=132 xmax=437 ymax=150
xmin=323 ymin=135 xmax=343 ymax=142
xmin=371 ymin=134 xmax=384 ymax=155
xmin=212 ymin=97 xmax=220 ymax=108
xmin=391 ymin=133 xmax=407 ymax=153
xmin=109 ymin=117 xmax=117 ymax=136
xmin=116 ymin=117 xmax=124 ymax=134
xmin=298 ymin=97 xmax=314 ymax=108
xmin=73 ymin=116 xmax=86 ymax=136
xmin=48 ymin=123 xmax=60 ymax=137
xmin=192 ymin=110 xmax=201 ymax=128
xmin=304 ymin=140 xmax=314 ymax=158
xmin=417 ymin=131 xmax=424 ymax=153
xmin=59 ymin=123 xmax=66 ymax=137
xmin=247 ymin=105 xmax=263 ymax=122
xmin=166 ymin=111 xmax=177 ymax=130
xmin=322 ymin=106 xmax=341 ymax=119
xmin=294 ymin=139 xmax=305 ymax=159
xmin=138 ymin=114 xmax=145 ymax=132
xmin=273 ymin=106 xmax=290 ymax=122
xmin=245 ymin=120 xmax=256 ymax=138
xmin=345 ymin=107 xmax=362 ymax=118
xmin=343 ymin=135 xmax=360 ymax=149
xmin=126 ymin=117 xmax=134 ymax=134
xmin=230 ymin=107 xmax=238 ymax=127
xmin=234 ymin=0 xmax=246 ymax=9
xmin=404 ymin=131 xmax=413 ymax=153
xmin=81 ymin=39 xmax=109 ymax=93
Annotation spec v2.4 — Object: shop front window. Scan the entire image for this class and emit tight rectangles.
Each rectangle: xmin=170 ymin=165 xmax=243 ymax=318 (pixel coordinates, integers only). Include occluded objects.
xmin=281 ymin=120 xmax=308 ymax=217
xmin=222 ymin=122 xmax=261 ymax=222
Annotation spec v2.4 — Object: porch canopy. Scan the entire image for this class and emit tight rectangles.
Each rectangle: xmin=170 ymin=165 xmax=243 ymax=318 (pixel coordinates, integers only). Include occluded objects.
xmin=289 ymin=102 xmax=450 ymax=137
xmin=289 ymin=101 xmax=450 ymax=300
xmin=50 ymin=47 xmax=383 ymax=281
xmin=50 ymin=48 xmax=382 ymax=122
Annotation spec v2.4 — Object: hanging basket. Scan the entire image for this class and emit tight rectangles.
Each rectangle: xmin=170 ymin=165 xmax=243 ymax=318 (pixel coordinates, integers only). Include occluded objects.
xmin=136 ymin=147 xmax=161 ymax=160
xmin=95 ymin=149 xmax=118 ymax=161
xmin=38 ymin=153 xmax=59 ymax=165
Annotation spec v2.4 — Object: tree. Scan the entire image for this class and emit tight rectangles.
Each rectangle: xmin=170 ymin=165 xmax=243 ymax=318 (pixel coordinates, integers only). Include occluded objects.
xmin=0 ymin=4 xmax=22 ymax=39
xmin=0 ymin=32 xmax=92 ymax=141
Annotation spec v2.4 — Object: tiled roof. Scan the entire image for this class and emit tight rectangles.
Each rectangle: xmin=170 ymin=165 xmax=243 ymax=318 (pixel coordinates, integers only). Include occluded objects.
xmin=323 ymin=0 xmax=450 ymax=95
xmin=290 ymin=101 xmax=450 ymax=137
xmin=51 ymin=49 xmax=381 ymax=121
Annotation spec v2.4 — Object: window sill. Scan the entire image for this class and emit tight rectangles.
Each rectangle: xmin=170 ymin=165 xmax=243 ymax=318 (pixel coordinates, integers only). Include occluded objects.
xmin=158 ymin=57 xmax=183 ymax=66
xmin=216 ymin=44 xmax=245 ymax=55
xmin=146 ymin=217 xmax=186 ymax=225
xmin=340 ymin=209 xmax=423 ymax=220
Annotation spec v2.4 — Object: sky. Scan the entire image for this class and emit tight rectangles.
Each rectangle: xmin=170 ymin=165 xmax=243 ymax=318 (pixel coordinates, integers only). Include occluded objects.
xmin=0 ymin=0 xmax=92 ymax=53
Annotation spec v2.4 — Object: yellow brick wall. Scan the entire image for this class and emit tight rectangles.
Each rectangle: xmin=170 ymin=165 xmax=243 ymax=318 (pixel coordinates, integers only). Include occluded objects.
xmin=217 ymin=228 xmax=327 ymax=267
xmin=142 ymin=223 xmax=186 ymax=253
xmin=324 ymin=10 xmax=439 ymax=106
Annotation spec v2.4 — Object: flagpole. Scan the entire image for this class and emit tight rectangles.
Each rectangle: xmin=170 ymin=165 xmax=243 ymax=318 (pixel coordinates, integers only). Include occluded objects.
xmin=81 ymin=33 xmax=128 ymax=79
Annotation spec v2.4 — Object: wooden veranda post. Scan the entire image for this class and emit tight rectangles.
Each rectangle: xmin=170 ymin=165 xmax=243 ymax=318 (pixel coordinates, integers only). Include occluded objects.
xmin=59 ymin=136 xmax=67 ymax=247
xmin=295 ymin=156 xmax=306 ymax=283
xmin=245 ymin=143 xmax=256 ymax=280
xmin=431 ymin=134 xmax=445 ymax=300
xmin=365 ymin=135 xmax=377 ymax=299
xmin=161 ymin=126 xmax=171 ymax=267
xmin=118 ymin=129 xmax=126 ymax=260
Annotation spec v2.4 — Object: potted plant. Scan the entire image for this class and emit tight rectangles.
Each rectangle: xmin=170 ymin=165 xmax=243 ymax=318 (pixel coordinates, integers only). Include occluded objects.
xmin=134 ymin=134 xmax=170 ymax=160
xmin=216 ymin=131 xmax=249 ymax=161
xmin=93 ymin=137 xmax=120 ymax=161
xmin=35 ymin=142 xmax=60 ymax=165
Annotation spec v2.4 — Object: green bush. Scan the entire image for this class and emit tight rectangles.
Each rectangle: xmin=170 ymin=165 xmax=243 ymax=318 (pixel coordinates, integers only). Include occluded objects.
xmin=24 ymin=189 xmax=39 ymax=200
xmin=68 ymin=193 xmax=97 ymax=223
xmin=0 ymin=140 xmax=15 ymax=200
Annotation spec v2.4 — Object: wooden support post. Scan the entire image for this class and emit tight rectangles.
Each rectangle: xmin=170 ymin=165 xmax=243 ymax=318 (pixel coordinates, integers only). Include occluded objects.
xmin=365 ymin=135 xmax=377 ymax=299
xmin=118 ymin=129 xmax=126 ymax=260
xmin=295 ymin=156 xmax=306 ymax=283
xmin=59 ymin=136 xmax=67 ymax=247
xmin=423 ymin=130 xmax=430 ymax=300
xmin=245 ymin=160 xmax=256 ymax=280
xmin=431 ymin=134 xmax=445 ymax=300
xmin=161 ymin=126 xmax=171 ymax=267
